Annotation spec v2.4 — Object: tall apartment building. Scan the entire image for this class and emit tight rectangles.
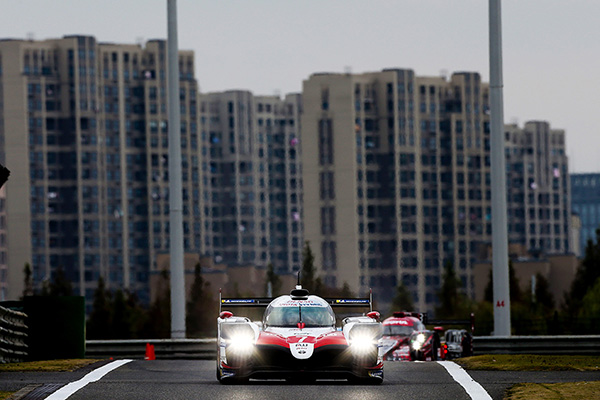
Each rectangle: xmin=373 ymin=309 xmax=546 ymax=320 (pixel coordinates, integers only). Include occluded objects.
xmin=198 ymin=91 xmax=303 ymax=274
xmin=571 ymin=173 xmax=600 ymax=256
xmin=302 ymin=69 xmax=571 ymax=313
xmin=505 ymin=121 xmax=571 ymax=255
xmin=0 ymin=187 xmax=7 ymax=300
xmin=0 ymin=35 xmax=198 ymax=307
xmin=0 ymin=34 xmax=572 ymax=314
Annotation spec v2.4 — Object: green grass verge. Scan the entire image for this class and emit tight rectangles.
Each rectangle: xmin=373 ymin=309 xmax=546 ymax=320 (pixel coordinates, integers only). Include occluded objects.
xmin=0 ymin=359 xmax=101 ymax=372
xmin=505 ymin=381 xmax=600 ymax=400
xmin=0 ymin=392 xmax=14 ymax=400
xmin=456 ymin=354 xmax=600 ymax=371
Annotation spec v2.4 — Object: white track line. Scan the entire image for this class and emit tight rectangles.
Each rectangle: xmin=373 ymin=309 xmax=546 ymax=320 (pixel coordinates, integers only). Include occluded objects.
xmin=45 ymin=359 xmax=133 ymax=400
xmin=437 ymin=361 xmax=492 ymax=400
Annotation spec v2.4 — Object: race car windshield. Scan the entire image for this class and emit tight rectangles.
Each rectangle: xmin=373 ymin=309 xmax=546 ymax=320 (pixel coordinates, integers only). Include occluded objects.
xmin=265 ymin=306 xmax=335 ymax=327
xmin=383 ymin=325 xmax=417 ymax=336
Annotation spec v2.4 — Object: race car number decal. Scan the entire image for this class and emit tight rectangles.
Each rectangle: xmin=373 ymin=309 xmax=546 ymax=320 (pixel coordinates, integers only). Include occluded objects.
xmin=287 ymin=336 xmax=317 ymax=344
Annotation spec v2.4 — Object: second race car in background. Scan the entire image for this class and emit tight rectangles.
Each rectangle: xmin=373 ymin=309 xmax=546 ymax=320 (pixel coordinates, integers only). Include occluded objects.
xmin=381 ymin=311 xmax=474 ymax=361
xmin=380 ymin=312 xmax=445 ymax=361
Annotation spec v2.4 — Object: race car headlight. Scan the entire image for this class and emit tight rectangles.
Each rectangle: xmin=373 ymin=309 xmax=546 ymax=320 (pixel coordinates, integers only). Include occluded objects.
xmin=228 ymin=334 xmax=255 ymax=355
xmin=411 ymin=333 xmax=426 ymax=350
xmin=350 ymin=334 xmax=377 ymax=354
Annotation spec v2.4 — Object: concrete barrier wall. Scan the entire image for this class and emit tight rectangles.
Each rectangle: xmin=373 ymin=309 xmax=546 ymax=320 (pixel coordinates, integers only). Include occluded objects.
xmin=0 ymin=305 xmax=28 ymax=363
xmin=85 ymin=335 xmax=600 ymax=360
xmin=473 ymin=335 xmax=600 ymax=355
xmin=85 ymin=338 xmax=217 ymax=360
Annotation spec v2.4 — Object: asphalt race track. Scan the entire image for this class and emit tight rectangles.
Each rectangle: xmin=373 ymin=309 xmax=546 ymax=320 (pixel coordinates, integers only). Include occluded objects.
xmin=3 ymin=360 xmax=600 ymax=400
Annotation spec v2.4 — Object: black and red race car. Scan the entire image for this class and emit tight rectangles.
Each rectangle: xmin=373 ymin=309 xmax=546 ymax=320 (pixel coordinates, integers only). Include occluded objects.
xmin=380 ymin=312 xmax=446 ymax=361
xmin=216 ymin=285 xmax=384 ymax=384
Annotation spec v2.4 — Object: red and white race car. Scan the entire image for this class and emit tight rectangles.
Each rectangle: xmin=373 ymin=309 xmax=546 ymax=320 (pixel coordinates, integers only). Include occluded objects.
xmin=380 ymin=312 xmax=446 ymax=361
xmin=216 ymin=285 xmax=384 ymax=384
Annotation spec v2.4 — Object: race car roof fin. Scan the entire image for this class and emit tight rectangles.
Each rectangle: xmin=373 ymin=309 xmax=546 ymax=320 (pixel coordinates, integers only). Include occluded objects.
xmin=290 ymin=286 xmax=309 ymax=300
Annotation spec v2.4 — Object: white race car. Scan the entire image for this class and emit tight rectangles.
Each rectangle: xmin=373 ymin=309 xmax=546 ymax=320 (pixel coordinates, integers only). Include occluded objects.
xmin=216 ymin=285 xmax=384 ymax=384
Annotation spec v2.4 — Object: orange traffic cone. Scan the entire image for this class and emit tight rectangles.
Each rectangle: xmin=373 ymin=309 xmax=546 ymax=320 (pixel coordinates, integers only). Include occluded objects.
xmin=145 ymin=343 xmax=156 ymax=360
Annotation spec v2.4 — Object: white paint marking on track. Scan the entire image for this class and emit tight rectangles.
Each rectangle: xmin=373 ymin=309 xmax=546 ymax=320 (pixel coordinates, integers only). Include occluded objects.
xmin=45 ymin=359 xmax=133 ymax=400
xmin=437 ymin=361 xmax=493 ymax=400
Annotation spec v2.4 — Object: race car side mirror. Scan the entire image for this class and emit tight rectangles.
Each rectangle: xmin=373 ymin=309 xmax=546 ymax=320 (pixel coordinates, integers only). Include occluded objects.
xmin=219 ymin=311 xmax=233 ymax=319
xmin=367 ymin=311 xmax=380 ymax=320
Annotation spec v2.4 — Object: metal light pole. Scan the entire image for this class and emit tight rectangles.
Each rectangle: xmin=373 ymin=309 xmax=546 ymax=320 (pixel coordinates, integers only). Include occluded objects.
xmin=167 ymin=0 xmax=186 ymax=338
xmin=489 ymin=0 xmax=511 ymax=336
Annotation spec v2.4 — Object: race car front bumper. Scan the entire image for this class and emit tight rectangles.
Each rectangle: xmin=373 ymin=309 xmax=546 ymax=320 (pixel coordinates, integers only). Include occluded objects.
xmin=220 ymin=343 xmax=383 ymax=381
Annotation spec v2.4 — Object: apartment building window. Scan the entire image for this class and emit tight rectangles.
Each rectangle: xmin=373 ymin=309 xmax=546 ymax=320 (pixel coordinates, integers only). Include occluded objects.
xmin=321 ymin=206 xmax=335 ymax=235
xmin=318 ymin=119 xmax=333 ymax=166
xmin=399 ymin=153 xmax=415 ymax=166
xmin=400 ymin=188 xmax=415 ymax=199
xmin=315 ymin=86 xmax=328 ymax=110
xmin=365 ymin=119 xmax=376 ymax=132
xmin=321 ymin=241 xmax=337 ymax=270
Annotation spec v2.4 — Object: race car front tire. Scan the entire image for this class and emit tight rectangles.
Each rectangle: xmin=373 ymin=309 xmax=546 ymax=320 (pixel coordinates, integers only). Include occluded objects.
xmin=409 ymin=350 xmax=419 ymax=361
xmin=431 ymin=343 xmax=438 ymax=361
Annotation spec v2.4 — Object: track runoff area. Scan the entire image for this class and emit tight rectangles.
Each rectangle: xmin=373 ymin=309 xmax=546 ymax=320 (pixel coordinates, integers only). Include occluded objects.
xmin=41 ymin=359 xmax=492 ymax=400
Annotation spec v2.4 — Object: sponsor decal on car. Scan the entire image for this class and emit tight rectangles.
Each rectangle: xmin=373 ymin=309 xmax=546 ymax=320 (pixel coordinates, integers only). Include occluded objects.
xmin=387 ymin=320 xmax=410 ymax=325
xmin=334 ymin=299 xmax=370 ymax=305
xmin=273 ymin=300 xmax=325 ymax=307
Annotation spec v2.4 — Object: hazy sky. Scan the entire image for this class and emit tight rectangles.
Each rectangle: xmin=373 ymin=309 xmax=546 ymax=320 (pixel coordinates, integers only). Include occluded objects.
xmin=2 ymin=1 xmax=599 ymax=172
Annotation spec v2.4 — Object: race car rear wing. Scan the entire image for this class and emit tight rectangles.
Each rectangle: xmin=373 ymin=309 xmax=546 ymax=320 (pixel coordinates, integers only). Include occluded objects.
xmin=220 ymin=297 xmax=273 ymax=308
xmin=390 ymin=311 xmax=475 ymax=334
xmin=324 ymin=298 xmax=371 ymax=309
xmin=425 ymin=313 xmax=475 ymax=334
xmin=219 ymin=289 xmax=374 ymax=313
xmin=393 ymin=311 xmax=426 ymax=321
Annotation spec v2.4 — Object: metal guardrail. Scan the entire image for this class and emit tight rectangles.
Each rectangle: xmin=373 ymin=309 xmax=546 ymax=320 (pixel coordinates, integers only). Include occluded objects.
xmin=0 ymin=305 xmax=28 ymax=363
xmin=85 ymin=338 xmax=216 ymax=360
xmin=86 ymin=335 xmax=600 ymax=359
xmin=473 ymin=335 xmax=600 ymax=355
